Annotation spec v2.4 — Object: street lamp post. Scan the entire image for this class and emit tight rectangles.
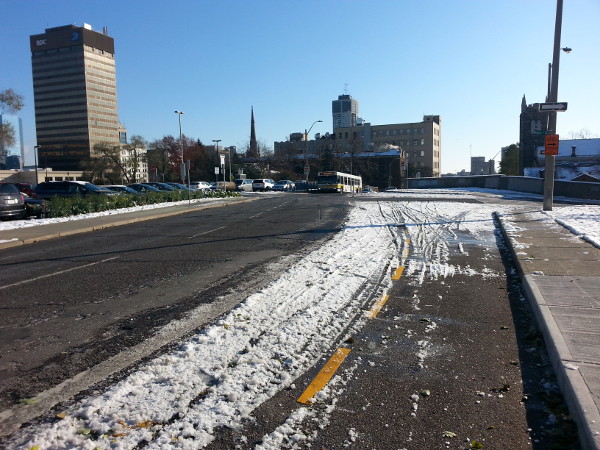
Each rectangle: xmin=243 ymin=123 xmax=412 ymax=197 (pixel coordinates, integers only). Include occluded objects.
xmin=543 ymin=0 xmax=565 ymax=211
xmin=33 ymin=145 xmax=41 ymax=184
xmin=174 ymin=110 xmax=185 ymax=182
xmin=304 ymin=120 xmax=323 ymax=184
xmin=213 ymin=139 xmax=223 ymax=188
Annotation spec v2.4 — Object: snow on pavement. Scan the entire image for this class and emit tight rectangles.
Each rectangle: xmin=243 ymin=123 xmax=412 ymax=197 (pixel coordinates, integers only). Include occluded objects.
xmin=3 ymin=190 xmax=599 ymax=449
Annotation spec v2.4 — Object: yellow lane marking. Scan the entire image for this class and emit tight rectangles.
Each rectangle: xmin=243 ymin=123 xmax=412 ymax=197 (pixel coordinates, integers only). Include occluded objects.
xmin=391 ymin=266 xmax=405 ymax=280
xmin=297 ymin=348 xmax=351 ymax=404
xmin=367 ymin=295 xmax=390 ymax=319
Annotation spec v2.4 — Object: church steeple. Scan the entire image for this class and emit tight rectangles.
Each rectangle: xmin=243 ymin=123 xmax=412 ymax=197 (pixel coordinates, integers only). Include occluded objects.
xmin=247 ymin=107 xmax=259 ymax=158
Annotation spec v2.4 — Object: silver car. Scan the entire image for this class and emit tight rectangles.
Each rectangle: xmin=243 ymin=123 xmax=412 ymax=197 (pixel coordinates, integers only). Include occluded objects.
xmin=252 ymin=179 xmax=275 ymax=192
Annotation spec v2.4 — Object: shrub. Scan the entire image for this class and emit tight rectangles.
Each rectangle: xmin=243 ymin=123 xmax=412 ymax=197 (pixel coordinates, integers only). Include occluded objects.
xmin=43 ymin=190 xmax=240 ymax=218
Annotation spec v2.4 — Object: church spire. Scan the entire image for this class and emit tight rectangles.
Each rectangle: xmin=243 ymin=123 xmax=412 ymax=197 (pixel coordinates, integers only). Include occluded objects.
xmin=247 ymin=107 xmax=259 ymax=158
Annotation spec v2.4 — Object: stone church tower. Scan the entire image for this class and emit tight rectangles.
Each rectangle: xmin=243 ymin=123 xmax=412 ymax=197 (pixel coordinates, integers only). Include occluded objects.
xmin=519 ymin=95 xmax=548 ymax=175
xmin=246 ymin=107 xmax=259 ymax=158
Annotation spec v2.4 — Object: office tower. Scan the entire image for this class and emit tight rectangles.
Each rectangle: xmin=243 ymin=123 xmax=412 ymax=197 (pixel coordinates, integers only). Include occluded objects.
xmin=30 ymin=24 xmax=122 ymax=170
xmin=332 ymin=94 xmax=359 ymax=130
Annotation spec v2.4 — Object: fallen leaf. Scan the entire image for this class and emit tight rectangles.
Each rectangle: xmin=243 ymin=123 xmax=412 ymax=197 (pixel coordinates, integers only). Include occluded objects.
xmin=19 ymin=398 xmax=37 ymax=405
xmin=55 ymin=412 xmax=67 ymax=420
xmin=471 ymin=440 xmax=484 ymax=448
xmin=442 ymin=431 xmax=457 ymax=438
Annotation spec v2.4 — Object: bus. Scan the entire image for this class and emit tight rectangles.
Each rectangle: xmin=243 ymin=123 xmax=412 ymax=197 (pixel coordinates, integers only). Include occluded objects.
xmin=317 ymin=171 xmax=363 ymax=193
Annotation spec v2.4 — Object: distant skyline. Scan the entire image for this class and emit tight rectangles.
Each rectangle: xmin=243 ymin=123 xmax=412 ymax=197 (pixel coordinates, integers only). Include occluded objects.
xmin=2 ymin=0 xmax=599 ymax=173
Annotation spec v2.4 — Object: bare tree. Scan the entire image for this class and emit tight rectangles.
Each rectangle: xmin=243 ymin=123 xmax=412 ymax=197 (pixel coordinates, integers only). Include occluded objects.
xmin=0 ymin=89 xmax=25 ymax=148
xmin=568 ymin=128 xmax=599 ymax=139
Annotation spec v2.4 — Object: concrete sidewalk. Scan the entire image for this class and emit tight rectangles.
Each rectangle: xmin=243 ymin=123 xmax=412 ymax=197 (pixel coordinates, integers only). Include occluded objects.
xmin=498 ymin=209 xmax=600 ymax=450
xmin=0 ymin=197 xmax=254 ymax=250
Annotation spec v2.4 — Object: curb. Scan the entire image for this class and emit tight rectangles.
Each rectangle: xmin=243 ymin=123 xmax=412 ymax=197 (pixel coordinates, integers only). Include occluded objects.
xmin=494 ymin=211 xmax=600 ymax=450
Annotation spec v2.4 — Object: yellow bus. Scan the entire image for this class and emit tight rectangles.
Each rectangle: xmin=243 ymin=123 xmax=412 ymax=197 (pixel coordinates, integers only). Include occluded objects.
xmin=317 ymin=171 xmax=362 ymax=193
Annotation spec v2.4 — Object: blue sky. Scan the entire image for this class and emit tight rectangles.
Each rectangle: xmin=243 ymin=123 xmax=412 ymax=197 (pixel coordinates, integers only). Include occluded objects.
xmin=2 ymin=0 xmax=599 ymax=172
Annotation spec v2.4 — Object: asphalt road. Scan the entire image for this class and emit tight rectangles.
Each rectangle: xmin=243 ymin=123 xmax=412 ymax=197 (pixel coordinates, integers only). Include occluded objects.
xmin=0 ymin=194 xmax=351 ymax=414
xmin=0 ymin=193 xmax=578 ymax=448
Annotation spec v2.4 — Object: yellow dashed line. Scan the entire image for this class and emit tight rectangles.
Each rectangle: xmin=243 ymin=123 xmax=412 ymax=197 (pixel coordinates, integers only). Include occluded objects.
xmin=367 ymin=295 xmax=390 ymax=318
xmin=391 ymin=266 xmax=405 ymax=280
xmin=298 ymin=348 xmax=351 ymax=404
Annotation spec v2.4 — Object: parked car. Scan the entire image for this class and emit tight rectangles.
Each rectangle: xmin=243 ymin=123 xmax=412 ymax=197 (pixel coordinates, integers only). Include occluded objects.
xmin=165 ymin=182 xmax=194 ymax=191
xmin=32 ymin=181 xmax=116 ymax=199
xmin=272 ymin=180 xmax=295 ymax=191
xmin=252 ymin=179 xmax=275 ymax=191
xmin=234 ymin=179 xmax=254 ymax=192
xmin=294 ymin=180 xmax=308 ymax=191
xmin=14 ymin=182 xmax=34 ymax=197
xmin=210 ymin=181 xmax=235 ymax=191
xmin=128 ymin=183 xmax=161 ymax=193
xmin=190 ymin=181 xmax=212 ymax=190
xmin=104 ymin=185 xmax=141 ymax=195
xmin=143 ymin=182 xmax=179 ymax=191
xmin=0 ymin=183 xmax=26 ymax=220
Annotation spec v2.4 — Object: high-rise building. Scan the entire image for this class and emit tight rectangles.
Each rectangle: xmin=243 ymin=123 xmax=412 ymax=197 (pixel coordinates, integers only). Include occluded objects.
xmin=332 ymin=94 xmax=359 ymax=130
xmin=30 ymin=24 xmax=122 ymax=170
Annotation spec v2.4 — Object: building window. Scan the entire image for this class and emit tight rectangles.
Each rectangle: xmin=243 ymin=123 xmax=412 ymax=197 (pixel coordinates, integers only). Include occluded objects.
xmin=421 ymin=139 xmax=425 ymax=145
xmin=420 ymin=150 xmax=425 ymax=157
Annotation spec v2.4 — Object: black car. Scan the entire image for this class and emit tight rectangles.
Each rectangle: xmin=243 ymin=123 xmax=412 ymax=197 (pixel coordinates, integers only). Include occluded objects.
xmin=128 ymin=183 xmax=161 ymax=193
xmin=143 ymin=182 xmax=179 ymax=191
xmin=32 ymin=181 xmax=116 ymax=200
xmin=0 ymin=183 xmax=26 ymax=220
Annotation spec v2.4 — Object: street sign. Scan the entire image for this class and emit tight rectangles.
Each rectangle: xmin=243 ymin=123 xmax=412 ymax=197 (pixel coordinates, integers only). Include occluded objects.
xmin=304 ymin=165 xmax=310 ymax=175
xmin=544 ymin=134 xmax=559 ymax=156
xmin=538 ymin=102 xmax=568 ymax=112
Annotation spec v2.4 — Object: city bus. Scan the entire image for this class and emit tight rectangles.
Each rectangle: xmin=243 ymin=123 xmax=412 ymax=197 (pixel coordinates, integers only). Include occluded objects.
xmin=317 ymin=171 xmax=363 ymax=193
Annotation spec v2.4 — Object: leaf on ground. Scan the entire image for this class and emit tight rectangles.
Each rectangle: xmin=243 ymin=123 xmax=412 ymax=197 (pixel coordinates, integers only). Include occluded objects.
xmin=442 ymin=431 xmax=457 ymax=438
xmin=471 ymin=440 xmax=484 ymax=448
xmin=55 ymin=412 xmax=67 ymax=419
xmin=76 ymin=428 xmax=91 ymax=435
xmin=420 ymin=389 xmax=431 ymax=397
xmin=19 ymin=398 xmax=37 ymax=405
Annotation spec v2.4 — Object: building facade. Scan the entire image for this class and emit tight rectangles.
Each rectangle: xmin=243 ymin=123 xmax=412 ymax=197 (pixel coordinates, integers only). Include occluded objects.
xmin=30 ymin=24 xmax=122 ymax=171
xmin=332 ymin=94 xmax=359 ymax=130
xmin=470 ymin=156 xmax=495 ymax=175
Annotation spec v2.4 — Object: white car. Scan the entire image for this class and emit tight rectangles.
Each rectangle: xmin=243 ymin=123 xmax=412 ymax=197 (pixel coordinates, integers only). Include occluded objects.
xmin=252 ymin=179 xmax=275 ymax=191
xmin=190 ymin=181 xmax=212 ymax=190
xmin=234 ymin=179 xmax=254 ymax=192
xmin=272 ymin=180 xmax=295 ymax=191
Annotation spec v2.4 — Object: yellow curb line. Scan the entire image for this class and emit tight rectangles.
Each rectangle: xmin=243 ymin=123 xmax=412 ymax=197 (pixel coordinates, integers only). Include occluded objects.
xmin=297 ymin=348 xmax=351 ymax=405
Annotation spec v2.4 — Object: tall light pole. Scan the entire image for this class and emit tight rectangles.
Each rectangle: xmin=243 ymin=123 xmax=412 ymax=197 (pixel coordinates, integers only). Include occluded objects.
xmin=174 ymin=110 xmax=185 ymax=182
xmin=213 ymin=139 xmax=223 ymax=188
xmin=304 ymin=120 xmax=322 ymax=183
xmin=543 ymin=0 xmax=565 ymax=211
xmin=33 ymin=145 xmax=41 ymax=184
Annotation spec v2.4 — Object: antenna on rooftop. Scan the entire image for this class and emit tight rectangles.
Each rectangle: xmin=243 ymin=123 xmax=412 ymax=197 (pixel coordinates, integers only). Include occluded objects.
xmin=344 ymin=82 xmax=349 ymax=95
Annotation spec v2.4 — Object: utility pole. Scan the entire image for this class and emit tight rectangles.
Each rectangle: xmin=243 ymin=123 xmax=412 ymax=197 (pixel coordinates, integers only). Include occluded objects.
xmin=543 ymin=0 xmax=564 ymax=211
